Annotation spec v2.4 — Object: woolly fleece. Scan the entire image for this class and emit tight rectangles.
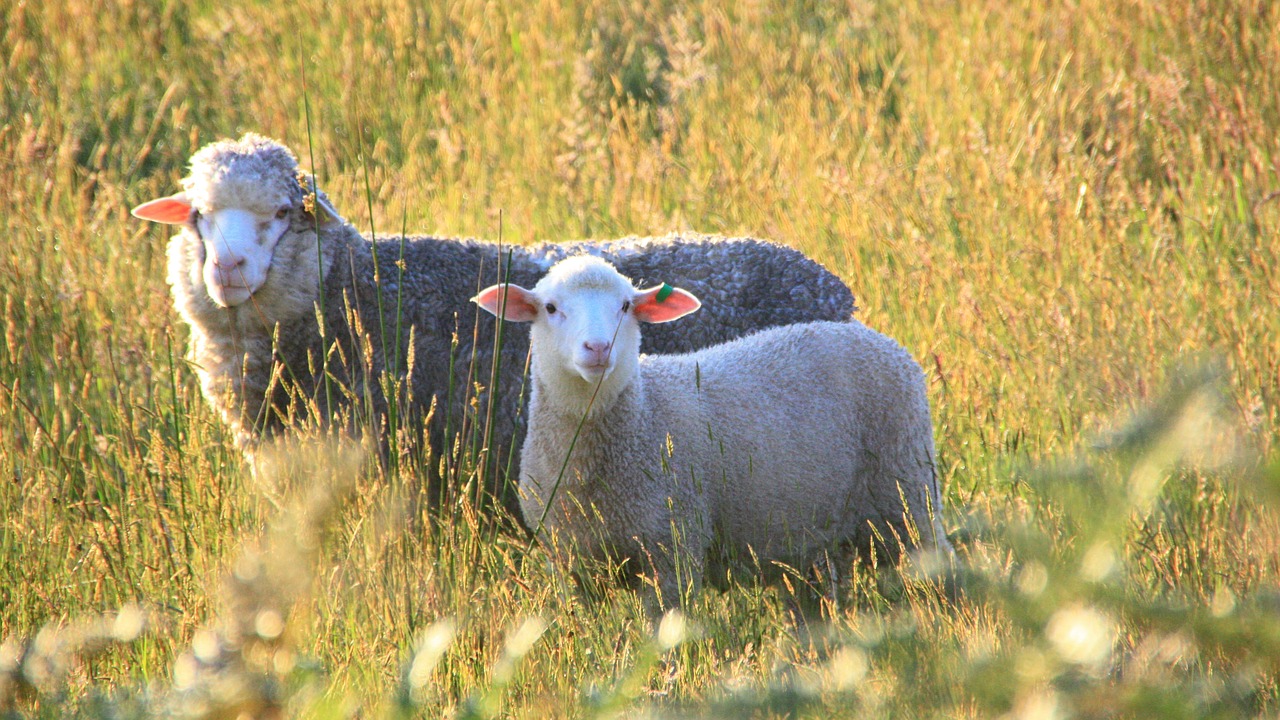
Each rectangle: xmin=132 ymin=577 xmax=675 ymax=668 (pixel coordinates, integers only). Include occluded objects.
xmin=515 ymin=258 xmax=950 ymax=608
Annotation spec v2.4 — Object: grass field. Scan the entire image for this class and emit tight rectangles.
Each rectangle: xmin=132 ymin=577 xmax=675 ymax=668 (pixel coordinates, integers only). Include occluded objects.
xmin=2 ymin=0 xmax=1279 ymax=717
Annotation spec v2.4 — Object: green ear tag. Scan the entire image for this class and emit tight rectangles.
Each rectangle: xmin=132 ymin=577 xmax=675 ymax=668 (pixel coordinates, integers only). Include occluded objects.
xmin=656 ymin=283 xmax=674 ymax=303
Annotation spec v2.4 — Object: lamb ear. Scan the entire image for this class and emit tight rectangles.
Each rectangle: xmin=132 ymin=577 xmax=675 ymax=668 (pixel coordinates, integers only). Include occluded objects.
xmin=633 ymin=283 xmax=700 ymax=323
xmin=131 ymin=193 xmax=193 ymax=224
xmin=473 ymin=283 xmax=540 ymax=322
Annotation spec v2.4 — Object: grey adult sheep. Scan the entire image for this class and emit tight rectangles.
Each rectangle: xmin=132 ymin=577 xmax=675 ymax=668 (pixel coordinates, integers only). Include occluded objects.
xmin=131 ymin=133 xmax=857 ymax=522
xmin=474 ymin=256 xmax=950 ymax=610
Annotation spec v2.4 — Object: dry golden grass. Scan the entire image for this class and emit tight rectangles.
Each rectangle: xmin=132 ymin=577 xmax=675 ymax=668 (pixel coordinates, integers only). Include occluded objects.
xmin=2 ymin=0 xmax=1278 ymax=717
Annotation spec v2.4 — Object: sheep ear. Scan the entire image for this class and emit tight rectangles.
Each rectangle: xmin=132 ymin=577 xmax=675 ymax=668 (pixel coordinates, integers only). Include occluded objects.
xmin=473 ymin=283 xmax=540 ymax=322
xmin=313 ymin=193 xmax=343 ymax=225
xmin=297 ymin=172 xmax=344 ymax=226
xmin=633 ymin=283 xmax=700 ymax=323
xmin=131 ymin=193 xmax=193 ymax=224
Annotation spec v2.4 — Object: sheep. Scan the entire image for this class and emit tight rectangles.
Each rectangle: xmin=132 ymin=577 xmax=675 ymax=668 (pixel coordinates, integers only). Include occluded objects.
xmin=474 ymin=256 xmax=951 ymax=611
xmin=131 ymin=133 xmax=857 ymax=521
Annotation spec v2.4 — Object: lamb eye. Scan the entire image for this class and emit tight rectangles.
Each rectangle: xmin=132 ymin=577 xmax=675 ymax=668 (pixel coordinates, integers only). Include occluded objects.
xmin=544 ymin=303 xmax=557 ymax=315
xmin=621 ymin=301 xmax=630 ymax=312
xmin=275 ymin=206 xmax=289 ymax=220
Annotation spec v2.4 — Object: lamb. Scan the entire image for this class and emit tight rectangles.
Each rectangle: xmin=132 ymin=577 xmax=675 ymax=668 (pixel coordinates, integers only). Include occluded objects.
xmin=131 ymin=133 xmax=857 ymax=520
xmin=474 ymin=256 xmax=951 ymax=610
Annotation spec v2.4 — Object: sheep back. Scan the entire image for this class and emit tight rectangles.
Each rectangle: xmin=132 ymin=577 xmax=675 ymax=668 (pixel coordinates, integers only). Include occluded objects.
xmin=538 ymin=234 xmax=856 ymax=349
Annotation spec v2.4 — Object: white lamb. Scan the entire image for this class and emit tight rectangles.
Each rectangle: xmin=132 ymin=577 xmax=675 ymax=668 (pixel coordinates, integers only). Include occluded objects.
xmin=474 ymin=256 xmax=952 ymax=610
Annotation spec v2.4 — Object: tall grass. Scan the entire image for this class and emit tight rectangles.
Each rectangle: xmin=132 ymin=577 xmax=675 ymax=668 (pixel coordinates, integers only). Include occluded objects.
xmin=2 ymin=0 xmax=1278 ymax=716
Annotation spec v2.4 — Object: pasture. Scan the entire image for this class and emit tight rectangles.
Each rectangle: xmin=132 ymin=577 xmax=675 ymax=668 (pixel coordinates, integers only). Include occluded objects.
xmin=2 ymin=1 xmax=1278 ymax=716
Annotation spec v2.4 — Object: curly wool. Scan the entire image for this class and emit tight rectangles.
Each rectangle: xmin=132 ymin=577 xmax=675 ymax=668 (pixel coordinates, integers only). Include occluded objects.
xmin=181 ymin=134 xmax=307 ymax=216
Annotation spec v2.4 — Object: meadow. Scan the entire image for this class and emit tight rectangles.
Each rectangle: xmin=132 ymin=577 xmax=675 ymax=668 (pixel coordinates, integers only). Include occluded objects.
xmin=2 ymin=0 xmax=1279 ymax=716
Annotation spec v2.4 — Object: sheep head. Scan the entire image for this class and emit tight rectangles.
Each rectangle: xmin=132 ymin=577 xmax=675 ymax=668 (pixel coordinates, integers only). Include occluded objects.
xmin=132 ymin=134 xmax=341 ymax=309
xmin=474 ymin=256 xmax=700 ymax=404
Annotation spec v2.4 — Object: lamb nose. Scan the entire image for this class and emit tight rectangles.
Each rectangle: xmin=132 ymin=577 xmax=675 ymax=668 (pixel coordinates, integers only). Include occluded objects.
xmin=583 ymin=341 xmax=612 ymax=362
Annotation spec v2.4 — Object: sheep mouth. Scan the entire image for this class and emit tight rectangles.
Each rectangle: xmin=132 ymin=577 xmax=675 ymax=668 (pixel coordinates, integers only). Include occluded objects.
xmin=574 ymin=360 xmax=613 ymax=380
xmin=209 ymin=283 xmax=256 ymax=307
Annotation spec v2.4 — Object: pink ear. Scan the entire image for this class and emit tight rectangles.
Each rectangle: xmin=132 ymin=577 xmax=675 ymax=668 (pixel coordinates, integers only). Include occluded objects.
xmin=473 ymin=284 xmax=540 ymax=322
xmin=633 ymin=283 xmax=701 ymax=323
xmin=132 ymin=194 xmax=193 ymax=224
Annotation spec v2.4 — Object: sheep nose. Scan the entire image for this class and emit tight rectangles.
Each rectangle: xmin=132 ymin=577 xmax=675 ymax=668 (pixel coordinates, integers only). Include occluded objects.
xmin=213 ymin=254 xmax=246 ymax=271
xmin=211 ymin=254 xmax=248 ymax=285
xmin=583 ymin=340 xmax=612 ymax=363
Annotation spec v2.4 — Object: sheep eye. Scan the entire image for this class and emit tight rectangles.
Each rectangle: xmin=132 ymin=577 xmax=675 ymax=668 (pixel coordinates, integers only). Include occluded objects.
xmin=275 ymin=206 xmax=289 ymax=220
xmin=621 ymin=301 xmax=631 ymax=312
xmin=544 ymin=303 xmax=557 ymax=315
